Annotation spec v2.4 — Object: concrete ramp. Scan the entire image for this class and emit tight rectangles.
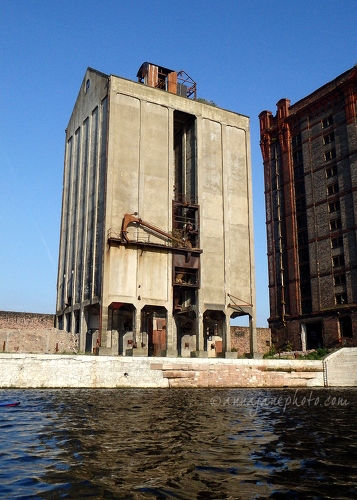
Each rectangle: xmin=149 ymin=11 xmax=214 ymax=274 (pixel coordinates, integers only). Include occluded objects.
xmin=324 ymin=348 xmax=357 ymax=386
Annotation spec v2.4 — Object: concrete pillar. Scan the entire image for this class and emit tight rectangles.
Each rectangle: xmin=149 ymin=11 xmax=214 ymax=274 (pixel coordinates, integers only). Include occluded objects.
xmin=100 ymin=306 xmax=110 ymax=348
xmin=79 ymin=306 xmax=86 ymax=352
xmin=249 ymin=314 xmax=259 ymax=358
xmin=134 ymin=308 xmax=141 ymax=346
xmin=192 ymin=312 xmax=208 ymax=357
xmin=162 ymin=313 xmax=178 ymax=357
xmin=224 ymin=313 xmax=230 ymax=352
xmin=301 ymin=323 xmax=307 ymax=353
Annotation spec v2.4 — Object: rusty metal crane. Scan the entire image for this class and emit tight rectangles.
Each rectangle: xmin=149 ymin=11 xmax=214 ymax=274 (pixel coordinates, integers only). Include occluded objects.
xmin=121 ymin=213 xmax=193 ymax=250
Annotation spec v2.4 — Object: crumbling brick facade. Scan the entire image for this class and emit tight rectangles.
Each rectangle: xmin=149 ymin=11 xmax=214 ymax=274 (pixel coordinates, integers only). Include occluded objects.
xmin=230 ymin=326 xmax=271 ymax=356
xmin=259 ymin=66 xmax=357 ymax=350
xmin=0 ymin=311 xmax=76 ymax=354
xmin=0 ymin=311 xmax=55 ymax=329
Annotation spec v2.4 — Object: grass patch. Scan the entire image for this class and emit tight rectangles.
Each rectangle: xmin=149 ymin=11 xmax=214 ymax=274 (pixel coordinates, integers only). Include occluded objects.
xmin=300 ymin=348 xmax=330 ymax=360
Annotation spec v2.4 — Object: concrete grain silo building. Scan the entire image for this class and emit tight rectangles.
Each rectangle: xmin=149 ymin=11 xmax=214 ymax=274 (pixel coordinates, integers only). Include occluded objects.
xmin=56 ymin=63 xmax=256 ymax=357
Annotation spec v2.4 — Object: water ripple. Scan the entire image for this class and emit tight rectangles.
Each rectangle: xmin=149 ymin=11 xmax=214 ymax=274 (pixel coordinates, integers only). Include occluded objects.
xmin=0 ymin=388 xmax=357 ymax=498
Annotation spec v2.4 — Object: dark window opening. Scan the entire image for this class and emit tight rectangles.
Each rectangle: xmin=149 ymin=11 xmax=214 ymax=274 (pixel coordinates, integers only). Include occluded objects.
xmin=330 ymin=218 xmax=342 ymax=231
xmin=335 ymin=293 xmax=348 ymax=305
xmin=295 ymin=181 xmax=305 ymax=197
xmin=300 ymin=264 xmax=310 ymax=281
xmin=334 ymin=274 xmax=346 ymax=286
xmin=301 ymin=299 xmax=312 ymax=315
xmin=327 ymin=183 xmax=339 ymax=196
xmin=174 ymin=110 xmax=197 ymax=204
xmin=328 ymin=200 xmax=340 ymax=213
xmin=299 ymin=247 xmax=310 ymax=263
xmin=300 ymin=281 xmax=311 ymax=298
xmin=298 ymin=231 xmax=308 ymax=246
xmin=323 ymin=132 xmax=335 ymax=145
xmin=340 ymin=316 xmax=353 ymax=337
xmin=293 ymin=150 xmax=303 ymax=167
xmin=326 ymin=165 xmax=337 ymax=178
xmin=331 ymin=236 xmax=343 ymax=248
xmin=333 ymin=255 xmax=345 ymax=267
xmin=322 ymin=115 xmax=334 ymax=128
xmin=294 ymin=164 xmax=304 ymax=179
xmin=297 ymin=214 xmax=307 ymax=230
xmin=292 ymin=134 xmax=302 ymax=149
xmin=325 ymin=149 xmax=336 ymax=162
xmin=296 ymin=197 xmax=306 ymax=213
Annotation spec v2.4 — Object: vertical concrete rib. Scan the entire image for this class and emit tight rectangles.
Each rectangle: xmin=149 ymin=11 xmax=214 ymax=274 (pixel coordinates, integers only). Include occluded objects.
xmin=221 ymin=123 xmax=230 ymax=351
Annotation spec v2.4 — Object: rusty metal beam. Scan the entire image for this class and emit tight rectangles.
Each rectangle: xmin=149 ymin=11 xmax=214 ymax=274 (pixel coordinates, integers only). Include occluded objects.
xmin=121 ymin=213 xmax=194 ymax=249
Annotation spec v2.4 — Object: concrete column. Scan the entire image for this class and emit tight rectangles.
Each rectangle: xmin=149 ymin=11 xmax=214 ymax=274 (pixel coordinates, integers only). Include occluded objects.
xmin=100 ymin=306 xmax=109 ymax=348
xmin=301 ymin=323 xmax=307 ymax=353
xmin=224 ymin=313 xmax=231 ymax=352
xmin=79 ymin=306 xmax=86 ymax=352
xmin=135 ymin=307 xmax=141 ymax=346
xmin=193 ymin=312 xmax=207 ymax=357
xmin=163 ymin=313 xmax=178 ymax=357
xmin=249 ymin=314 xmax=259 ymax=358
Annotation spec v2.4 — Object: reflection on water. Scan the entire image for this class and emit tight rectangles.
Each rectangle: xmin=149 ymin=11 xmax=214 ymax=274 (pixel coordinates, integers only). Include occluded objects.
xmin=1 ymin=388 xmax=357 ymax=499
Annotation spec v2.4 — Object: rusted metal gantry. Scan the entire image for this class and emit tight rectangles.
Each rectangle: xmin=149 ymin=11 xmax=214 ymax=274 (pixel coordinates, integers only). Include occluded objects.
xmin=137 ymin=62 xmax=196 ymax=99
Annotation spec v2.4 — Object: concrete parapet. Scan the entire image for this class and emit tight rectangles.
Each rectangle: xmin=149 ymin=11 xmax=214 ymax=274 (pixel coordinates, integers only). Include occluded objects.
xmin=324 ymin=347 xmax=357 ymax=386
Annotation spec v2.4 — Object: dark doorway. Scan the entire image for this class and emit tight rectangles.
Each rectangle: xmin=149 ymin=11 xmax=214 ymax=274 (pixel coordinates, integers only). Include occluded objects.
xmin=141 ymin=306 xmax=167 ymax=356
xmin=109 ymin=303 xmax=136 ymax=355
xmin=85 ymin=330 xmax=93 ymax=353
xmin=306 ymin=322 xmax=323 ymax=349
xmin=340 ymin=316 xmax=353 ymax=338
xmin=203 ymin=310 xmax=225 ymax=353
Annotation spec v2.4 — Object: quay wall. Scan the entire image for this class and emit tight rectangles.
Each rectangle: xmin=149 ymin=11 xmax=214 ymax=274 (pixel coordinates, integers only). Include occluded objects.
xmin=0 ymin=354 xmax=324 ymax=389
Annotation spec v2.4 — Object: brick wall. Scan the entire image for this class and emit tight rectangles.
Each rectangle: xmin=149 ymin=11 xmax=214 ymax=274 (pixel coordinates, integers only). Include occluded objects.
xmin=230 ymin=326 xmax=271 ymax=355
xmin=0 ymin=311 xmax=55 ymax=329
xmin=158 ymin=358 xmax=323 ymax=388
xmin=0 ymin=311 xmax=76 ymax=354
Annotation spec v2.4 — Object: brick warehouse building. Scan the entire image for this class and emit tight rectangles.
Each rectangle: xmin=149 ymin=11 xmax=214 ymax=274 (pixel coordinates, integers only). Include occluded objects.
xmin=259 ymin=65 xmax=357 ymax=351
xmin=56 ymin=63 xmax=257 ymax=357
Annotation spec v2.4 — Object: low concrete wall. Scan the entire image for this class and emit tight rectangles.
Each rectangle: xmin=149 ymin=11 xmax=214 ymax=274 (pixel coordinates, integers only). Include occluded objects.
xmin=0 ymin=354 xmax=324 ymax=388
xmin=324 ymin=347 xmax=357 ymax=386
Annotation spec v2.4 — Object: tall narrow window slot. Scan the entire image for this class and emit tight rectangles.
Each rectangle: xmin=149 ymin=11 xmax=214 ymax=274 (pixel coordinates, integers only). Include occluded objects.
xmin=173 ymin=111 xmax=200 ymax=355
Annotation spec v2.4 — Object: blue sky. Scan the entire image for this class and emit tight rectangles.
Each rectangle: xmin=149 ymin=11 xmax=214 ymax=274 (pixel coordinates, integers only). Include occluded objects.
xmin=1 ymin=0 xmax=357 ymax=327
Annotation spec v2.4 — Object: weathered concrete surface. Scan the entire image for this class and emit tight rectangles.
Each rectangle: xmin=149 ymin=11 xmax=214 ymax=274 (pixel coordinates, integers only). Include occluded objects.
xmin=56 ymin=68 xmax=257 ymax=357
xmin=324 ymin=347 xmax=357 ymax=386
xmin=0 ymin=355 xmax=324 ymax=389
xmin=0 ymin=354 xmax=168 ymax=388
